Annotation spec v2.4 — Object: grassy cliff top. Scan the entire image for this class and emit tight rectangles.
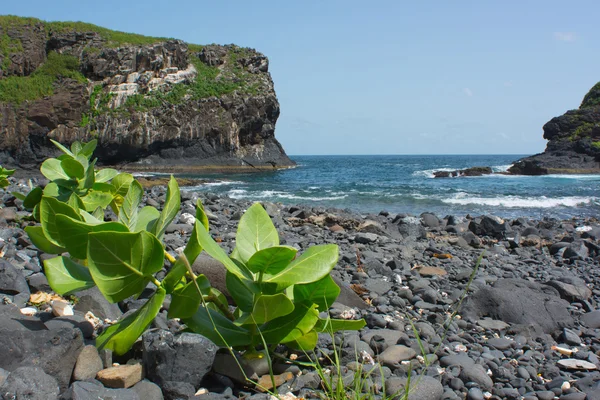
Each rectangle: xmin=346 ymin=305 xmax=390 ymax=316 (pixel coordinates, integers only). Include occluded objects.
xmin=581 ymin=81 xmax=600 ymax=109
xmin=0 ymin=15 xmax=202 ymax=50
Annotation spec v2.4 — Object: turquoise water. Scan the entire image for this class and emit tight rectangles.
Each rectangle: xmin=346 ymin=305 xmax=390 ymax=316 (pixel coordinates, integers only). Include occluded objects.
xmin=177 ymin=155 xmax=600 ymax=219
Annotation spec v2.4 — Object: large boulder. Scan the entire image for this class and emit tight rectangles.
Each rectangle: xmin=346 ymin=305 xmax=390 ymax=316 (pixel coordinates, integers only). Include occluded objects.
xmin=460 ymin=278 xmax=574 ymax=334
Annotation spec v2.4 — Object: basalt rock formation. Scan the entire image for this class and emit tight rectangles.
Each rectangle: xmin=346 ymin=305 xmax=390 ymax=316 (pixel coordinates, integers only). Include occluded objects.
xmin=509 ymin=82 xmax=600 ymax=175
xmin=0 ymin=16 xmax=294 ymax=171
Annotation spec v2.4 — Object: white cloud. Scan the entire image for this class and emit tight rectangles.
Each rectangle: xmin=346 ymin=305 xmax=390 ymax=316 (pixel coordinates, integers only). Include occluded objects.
xmin=462 ymin=88 xmax=473 ymax=97
xmin=554 ymin=32 xmax=577 ymax=42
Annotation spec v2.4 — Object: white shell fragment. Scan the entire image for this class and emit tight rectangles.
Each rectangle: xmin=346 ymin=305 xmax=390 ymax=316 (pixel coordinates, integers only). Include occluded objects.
xmin=20 ymin=307 xmax=37 ymax=316
xmin=557 ymin=359 xmax=598 ymax=370
xmin=51 ymin=300 xmax=74 ymax=317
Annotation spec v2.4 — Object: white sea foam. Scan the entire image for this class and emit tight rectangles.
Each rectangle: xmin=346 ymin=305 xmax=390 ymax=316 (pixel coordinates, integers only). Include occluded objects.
xmin=227 ymin=189 xmax=347 ymax=201
xmin=201 ymin=180 xmax=244 ymax=187
xmin=491 ymin=164 xmax=513 ymax=172
xmin=442 ymin=195 xmax=598 ymax=208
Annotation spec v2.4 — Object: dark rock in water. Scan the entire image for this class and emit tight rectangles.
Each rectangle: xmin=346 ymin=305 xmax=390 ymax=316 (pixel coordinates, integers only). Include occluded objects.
xmin=460 ymin=278 xmax=573 ymax=334
xmin=509 ymin=82 xmax=600 ymax=175
xmin=0 ymin=366 xmax=60 ymax=400
xmin=142 ymin=330 xmax=217 ymax=387
xmin=433 ymin=166 xmax=493 ymax=178
xmin=0 ymin=327 xmax=83 ymax=391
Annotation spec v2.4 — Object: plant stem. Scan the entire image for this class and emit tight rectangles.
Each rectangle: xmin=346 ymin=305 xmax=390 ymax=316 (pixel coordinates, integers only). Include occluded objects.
xmin=164 ymin=251 xmax=177 ymax=264
xmin=205 ymin=294 xmax=235 ymax=321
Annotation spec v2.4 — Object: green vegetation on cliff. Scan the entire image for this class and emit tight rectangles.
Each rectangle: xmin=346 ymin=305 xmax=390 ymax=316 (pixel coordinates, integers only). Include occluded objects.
xmin=0 ymin=15 xmax=176 ymax=47
xmin=0 ymin=51 xmax=85 ymax=104
xmin=581 ymin=82 xmax=600 ymax=108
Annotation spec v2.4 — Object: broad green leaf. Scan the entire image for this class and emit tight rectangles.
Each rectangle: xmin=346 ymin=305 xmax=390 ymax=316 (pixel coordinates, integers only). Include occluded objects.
xmin=92 ymin=182 xmax=115 ymax=193
xmin=184 ymin=306 xmax=251 ymax=347
xmin=94 ymin=168 xmax=118 ymax=183
xmin=286 ymin=329 xmax=318 ymax=351
xmin=293 ymin=275 xmax=340 ymax=311
xmin=54 ymin=178 xmax=78 ymax=190
xmin=152 ymin=176 xmax=180 ymax=240
xmin=225 ymin=272 xmax=255 ymax=312
xmin=237 ymin=294 xmax=294 ymax=325
xmin=96 ymin=287 xmax=165 ymax=355
xmin=246 ymin=246 xmax=297 ymax=274
xmin=41 ymin=159 xmax=70 ymax=181
xmin=0 ymin=167 xmax=15 ymax=176
xmin=92 ymin=207 xmax=104 ymax=221
xmin=314 ymin=318 xmax=366 ymax=333
xmin=234 ymin=203 xmax=279 ymax=264
xmin=195 ymin=199 xmax=209 ymax=231
xmin=118 ymin=181 xmax=143 ymax=230
xmin=83 ymin=159 xmax=97 ymax=189
xmin=111 ymin=173 xmax=134 ymax=196
xmin=81 ymin=191 xmax=114 ymax=211
xmin=80 ymin=210 xmax=102 ymax=224
xmin=87 ymin=231 xmax=164 ymax=303
xmin=43 ymin=256 xmax=94 ymax=295
xmin=12 ymin=192 xmax=26 ymax=201
xmin=194 ymin=222 xmax=251 ymax=280
xmin=25 ymin=226 xmax=66 ymax=254
xmin=23 ymin=187 xmax=43 ymax=209
xmin=134 ymin=206 xmax=160 ymax=232
xmin=40 ymin=196 xmax=82 ymax=246
xmin=75 ymin=154 xmax=89 ymax=171
xmin=79 ymin=139 xmax=97 ymax=158
xmin=61 ymin=158 xmax=84 ymax=179
xmin=70 ymin=141 xmax=82 ymax=156
xmin=263 ymin=244 xmax=338 ymax=291
xmin=260 ymin=302 xmax=319 ymax=344
xmin=168 ymin=274 xmax=211 ymax=319
xmin=163 ymin=219 xmax=204 ymax=293
xmin=56 ymin=215 xmax=129 ymax=259
xmin=50 ymin=139 xmax=74 ymax=156
xmin=67 ymin=193 xmax=84 ymax=210
xmin=43 ymin=182 xmax=60 ymax=197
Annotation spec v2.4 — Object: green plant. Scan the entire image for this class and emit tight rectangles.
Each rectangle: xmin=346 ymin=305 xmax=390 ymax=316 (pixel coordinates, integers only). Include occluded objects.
xmin=23 ymin=141 xmax=364 ymax=359
xmin=0 ymin=165 xmax=15 ymax=188
xmin=592 ymin=141 xmax=600 ymax=150
xmin=14 ymin=139 xmax=122 ymax=222
xmin=0 ymin=51 xmax=86 ymax=105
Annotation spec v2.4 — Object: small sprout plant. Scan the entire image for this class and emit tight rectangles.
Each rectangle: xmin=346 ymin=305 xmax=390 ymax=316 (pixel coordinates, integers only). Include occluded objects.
xmin=24 ymin=139 xmax=365 ymax=367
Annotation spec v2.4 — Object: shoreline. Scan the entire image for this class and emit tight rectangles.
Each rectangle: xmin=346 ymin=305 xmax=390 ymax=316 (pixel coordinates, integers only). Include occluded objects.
xmin=1 ymin=177 xmax=600 ymax=398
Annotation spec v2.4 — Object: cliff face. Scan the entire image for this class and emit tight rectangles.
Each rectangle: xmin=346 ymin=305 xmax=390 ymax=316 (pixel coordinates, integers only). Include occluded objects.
xmin=509 ymin=83 xmax=600 ymax=175
xmin=0 ymin=16 xmax=294 ymax=171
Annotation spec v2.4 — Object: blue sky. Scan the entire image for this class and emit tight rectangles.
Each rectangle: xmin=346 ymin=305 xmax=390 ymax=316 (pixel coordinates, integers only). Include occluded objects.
xmin=4 ymin=1 xmax=600 ymax=155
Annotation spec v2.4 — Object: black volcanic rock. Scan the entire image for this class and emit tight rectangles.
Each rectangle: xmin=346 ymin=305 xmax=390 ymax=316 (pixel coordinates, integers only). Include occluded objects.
xmin=509 ymin=82 xmax=600 ymax=175
xmin=433 ymin=166 xmax=493 ymax=178
xmin=0 ymin=17 xmax=294 ymax=171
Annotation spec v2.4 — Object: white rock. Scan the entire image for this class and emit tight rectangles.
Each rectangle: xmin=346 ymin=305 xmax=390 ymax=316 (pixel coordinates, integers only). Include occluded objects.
xmin=576 ymin=226 xmax=593 ymax=232
xmin=51 ymin=300 xmax=74 ymax=317
xmin=20 ymin=307 xmax=37 ymax=316
xmin=179 ymin=213 xmax=196 ymax=225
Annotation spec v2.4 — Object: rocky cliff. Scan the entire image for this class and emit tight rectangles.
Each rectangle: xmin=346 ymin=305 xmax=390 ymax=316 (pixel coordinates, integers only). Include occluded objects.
xmin=509 ymin=82 xmax=600 ymax=175
xmin=0 ymin=16 xmax=295 ymax=171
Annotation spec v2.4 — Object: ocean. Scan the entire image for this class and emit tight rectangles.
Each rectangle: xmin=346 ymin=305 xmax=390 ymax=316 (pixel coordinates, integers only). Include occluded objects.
xmin=177 ymin=155 xmax=600 ymax=220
